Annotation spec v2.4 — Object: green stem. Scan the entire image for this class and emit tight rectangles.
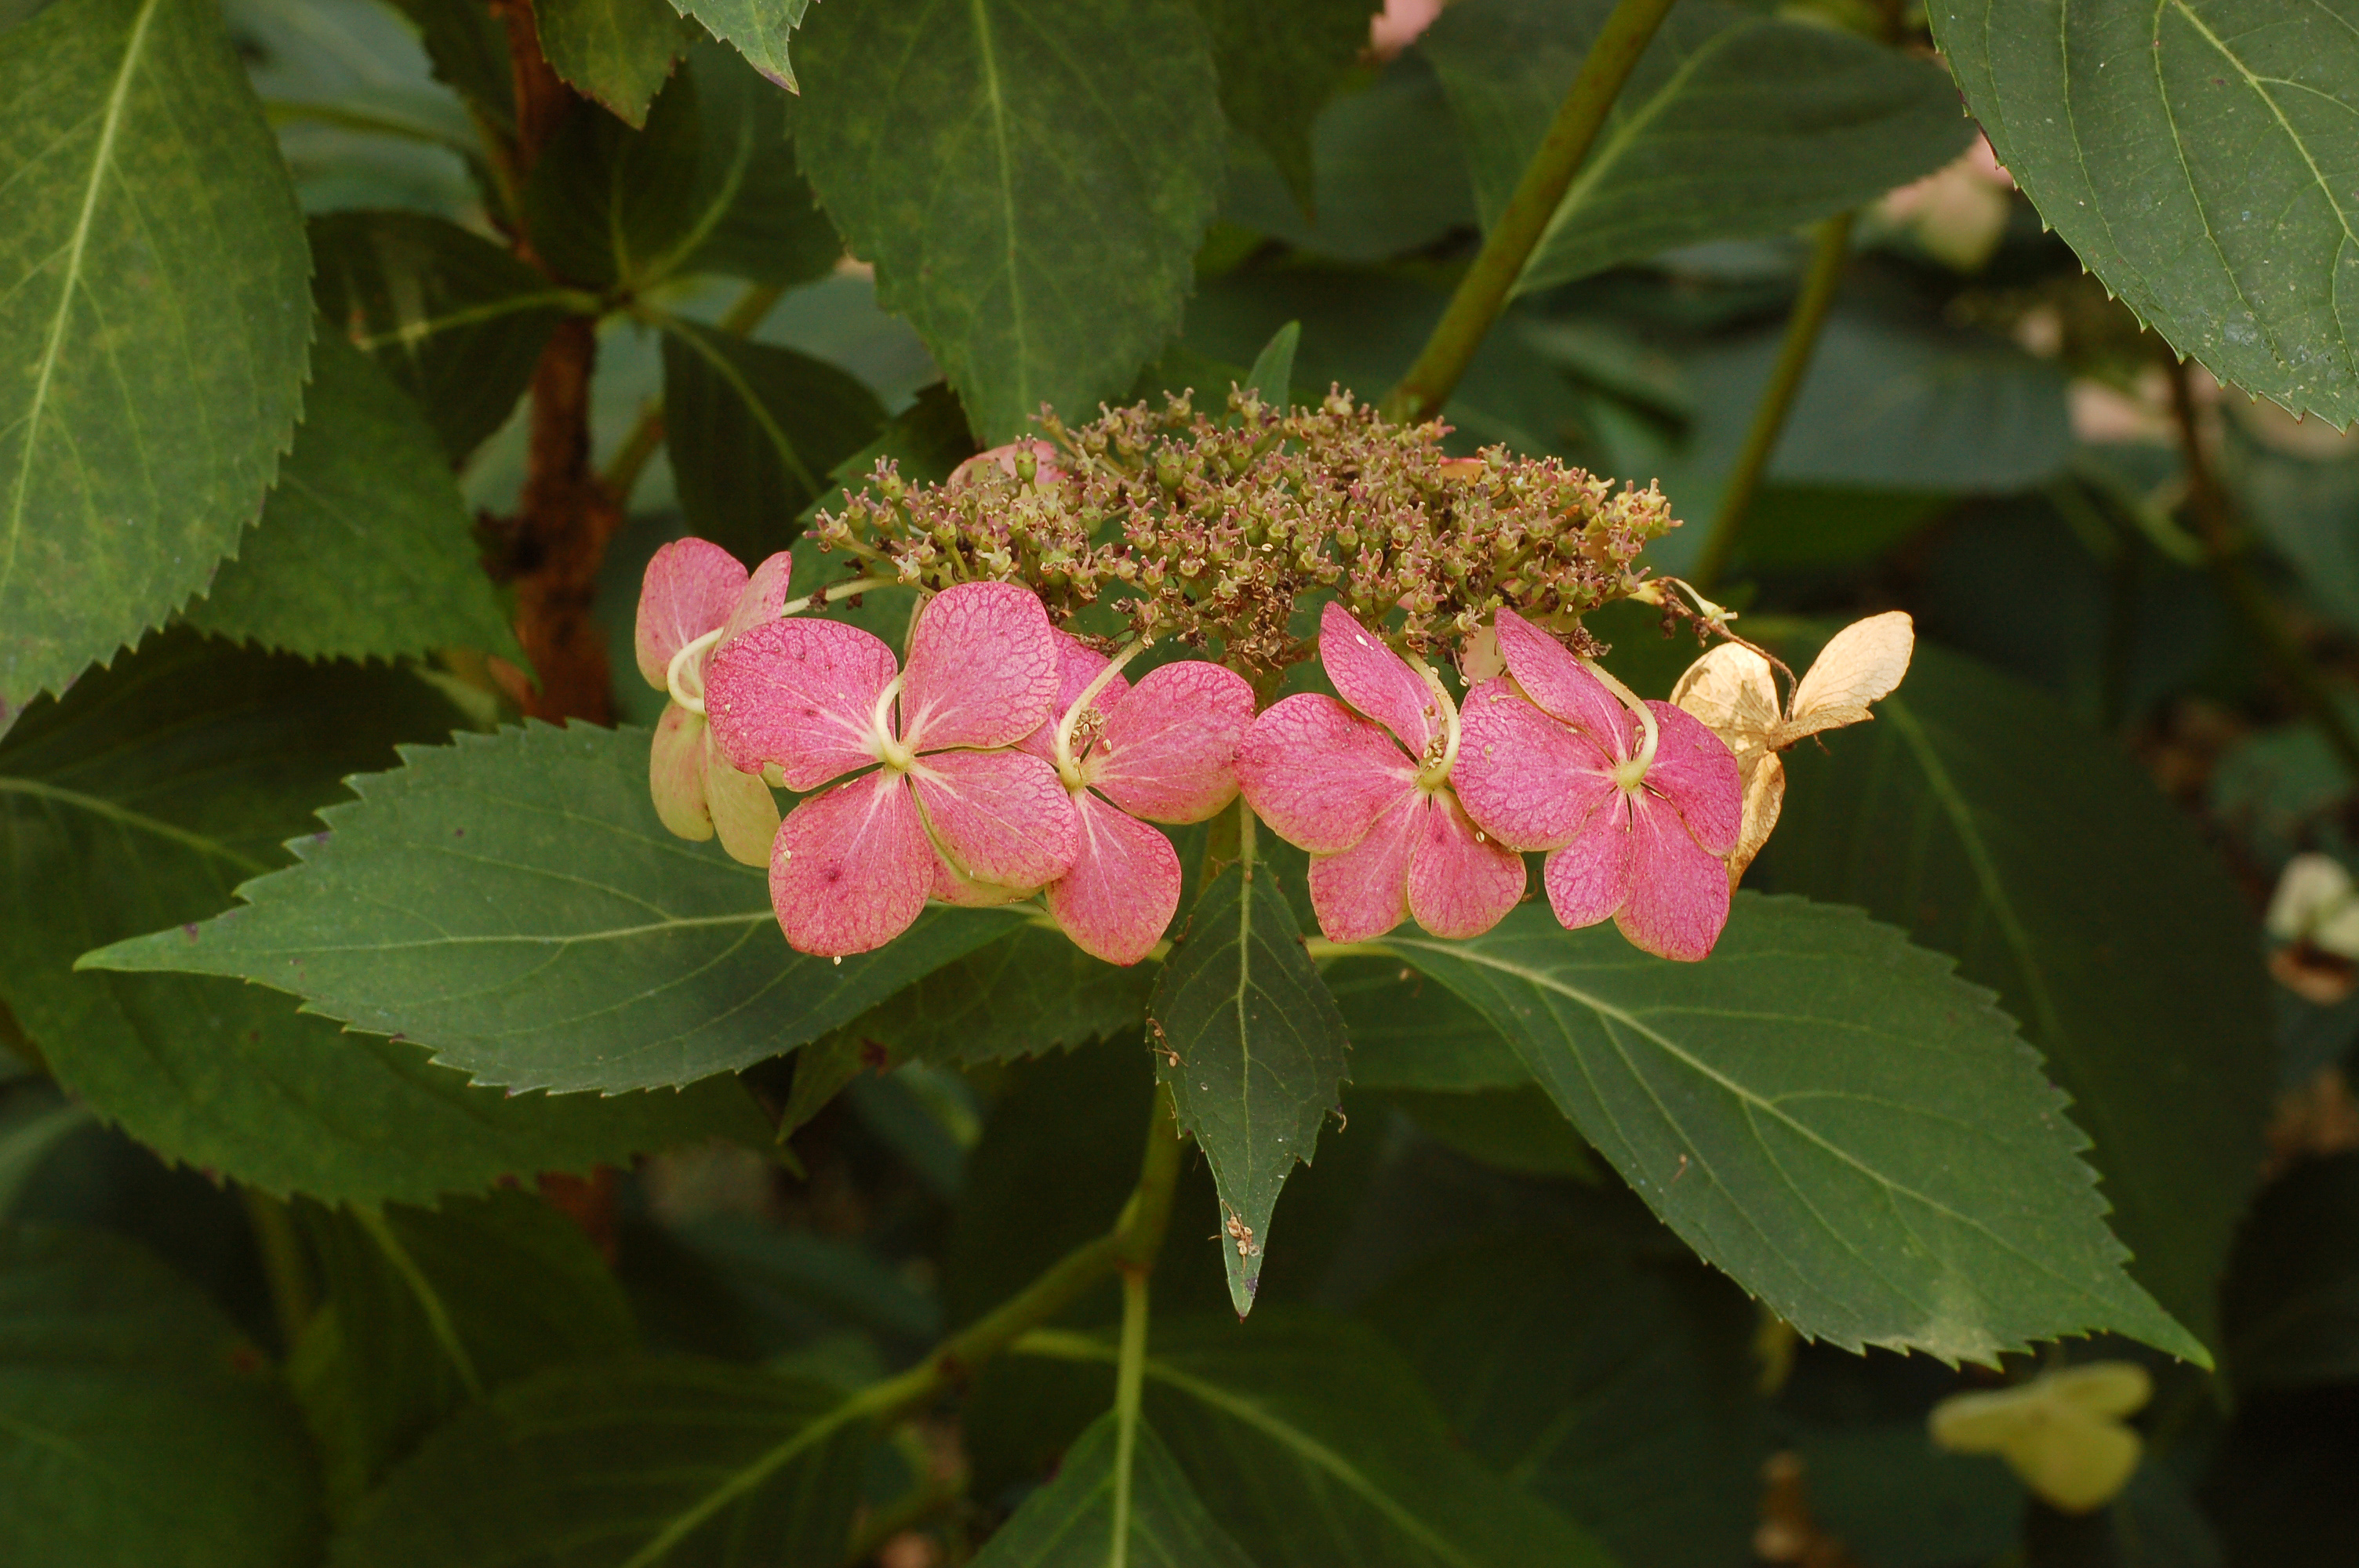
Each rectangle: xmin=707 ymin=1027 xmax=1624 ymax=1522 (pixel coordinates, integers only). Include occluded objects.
xmin=1381 ymin=0 xmax=1679 ymax=423
xmin=1689 ymin=210 xmax=1856 ymax=592
xmin=1109 ymin=1268 xmax=1151 ymax=1568
xmin=603 ymin=282 xmax=790 ymax=507
xmin=242 ymin=1190 xmax=314 ymax=1352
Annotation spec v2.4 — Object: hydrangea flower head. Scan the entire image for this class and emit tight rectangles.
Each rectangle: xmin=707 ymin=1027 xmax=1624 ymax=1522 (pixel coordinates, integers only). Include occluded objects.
xmin=704 ymin=581 xmax=1078 ymax=956
xmin=1235 ymin=602 xmax=1525 ymax=942
xmin=634 ymin=539 xmax=779 ymax=866
xmin=1021 ymin=636 xmax=1256 ymax=964
xmin=1453 ymin=608 xmax=1742 ymax=961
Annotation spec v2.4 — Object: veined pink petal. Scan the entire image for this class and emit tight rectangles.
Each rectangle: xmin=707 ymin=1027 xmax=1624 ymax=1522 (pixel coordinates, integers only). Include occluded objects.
xmin=1453 ymin=679 xmax=1616 ymax=851
xmin=718 ymin=549 xmax=798 ymax=646
xmin=909 ymin=748 xmax=1078 ymax=891
xmin=900 ymin=582 xmax=1060 ymax=752
xmin=929 ymin=854 xmax=1034 ymax=907
xmin=772 ymin=771 xmax=932 ymax=956
xmin=1235 ymin=693 xmax=1416 ymax=853
xmin=1092 ymin=660 xmax=1255 ymax=824
xmin=635 ymin=539 xmax=746 ymax=689
xmin=1017 ymin=632 xmax=1130 ymax=764
xmin=1405 ymin=789 xmax=1526 ymax=938
xmin=1319 ymin=601 xmax=1436 ymax=757
xmin=649 ymin=703 xmax=714 ymax=841
xmin=1616 ymin=793 xmax=1734 ymax=961
xmin=1542 ymin=791 xmax=1637 ymax=931
xmin=1641 ymin=699 xmax=1743 ymax=858
xmin=1307 ymin=790 xmax=1418 ymax=942
xmin=1494 ymin=608 xmax=1631 ymax=752
xmin=702 ymin=725 xmax=780 ymax=868
xmin=704 ymin=617 xmax=896 ymax=791
xmin=1048 ymin=793 xmax=1183 ymax=965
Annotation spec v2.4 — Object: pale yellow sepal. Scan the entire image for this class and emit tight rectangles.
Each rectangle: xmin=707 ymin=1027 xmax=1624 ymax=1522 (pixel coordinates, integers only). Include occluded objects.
xmin=650 ymin=704 xmax=717 ymax=843
xmin=1928 ymin=1361 xmax=2151 ymax=1514
xmin=2266 ymin=852 xmax=2359 ymax=960
xmin=703 ymin=728 xmax=780 ymax=867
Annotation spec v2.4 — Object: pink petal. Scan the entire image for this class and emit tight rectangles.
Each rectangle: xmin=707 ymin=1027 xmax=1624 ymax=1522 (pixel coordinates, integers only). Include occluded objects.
xmin=1016 ymin=632 xmax=1129 ymax=764
xmin=704 ymin=617 xmax=896 ymax=791
xmin=929 ymin=854 xmax=1034 ymax=907
xmin=1616 ymin=793 xmax=1734 ymax=961
xmin=1092 ymin=660 xmax=1256 ymax=825
xmin=772 ymin=771 xmax=932 ymax=956
xmin=1641 ymin=700 xmax=1743 ymax=858
xmin=900 ymin=581 xmax=1061 ymax=752
xmin=702 ymin=725 xmax=780 ymax=868
xmin=1235 ymin=693 xmax=1416 ymax=854
xmin=1493 ymin=608 xmax=1632 ymax=753
xmin=635 ymin=539 xmax=746 ymax=690
xmin=1541 ymin=790 xmax=1637 ymax=931
xmin=1452 ymin=678 xmax=1616 ymax=851
xmin=1405 ymin=789 xmax=1526 ymax=939
xmin=908 ymin=748 xmax=1078 ymax=891
xmin=649 ymin=703 xmax=714 ymax=841
xmin=1319 ymin=601 xmax=1437 ymax=757
xmin=1047 ymin=793 xmax=1183 ymax=965
xmin=1308 ymin=789 xmax=1418 ymax=942
xmin=718 ymin=550 xmax=798 ymax=646
xmin=949 ymin=439 xmax=1063 ymax=488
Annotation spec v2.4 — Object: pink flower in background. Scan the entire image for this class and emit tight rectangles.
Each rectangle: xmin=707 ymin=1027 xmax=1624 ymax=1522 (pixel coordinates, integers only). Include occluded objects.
xmin=1453 ymin=609 xmax=1742 ymax=961
xmin=705 ymin=581 xmax=1078 ymax=956
xmin=634 ymin=539 xmax=779 ymax=866
xmin=949 ymin=438 xmax=1063 ymax=488
xmin=1021 ymin=635 xmax=1256 ymax=964
xmin=1237 ymin=603 xmax=1524 ymax=942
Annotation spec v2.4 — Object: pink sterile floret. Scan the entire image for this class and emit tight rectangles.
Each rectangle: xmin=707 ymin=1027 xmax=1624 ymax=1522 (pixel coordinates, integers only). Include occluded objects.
xmin=1235 ymin=602 xmax=1524 ymax=942
xmin=703 ymin=580 xmax=1079 ymax=956
xmin=634 ymin=539 xmax=780 ymax=866
xmin=948 ymin=439 xmax=1063 ymax=488
xmin=1452 ymin=608 xmax=1743 ymax=961
xmin=1020 ymin=634 xmax=1255 ymax=965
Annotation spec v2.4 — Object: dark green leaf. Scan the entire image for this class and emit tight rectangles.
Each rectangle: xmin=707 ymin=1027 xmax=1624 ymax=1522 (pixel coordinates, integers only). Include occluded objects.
xmin=801 ymin=381 xmax=979 ymax=529
xmin=795 ymin=0 xmax=1227 ymax=442
xmin=1377 ymin=1087 xmax=1601 ymax=1181
xmin=660 ymin=321 xmax=886 ymax=559
xmin=381 ymin=0 xmax=515 ymax=131
xmin=1 ymin=0 xmax=313 ymax=713
xmin=1194 ymin=0 xmax=1374 ymax=216
xmin=1243 ymin=320 xmax=1300 ymax=406
xmin=325 ymin=1357 xmax=866 ymax=1568
xmin=1751 ymin=638 xmax=2273 ymax=1351
xmin=535 ymin=0 xmax=697 ymax=126
xmin=524 ymin=70 xmax=704 ymax=291
xmin=2223 ymin=1153 xmax=2359 ymax=1392
xmin=674 ymin=41 xmax=841 ymax=288
xmin=1323 ymin=955 xmax=1524 ymax=1091
xmin=311 ymin=210 xmax=569 ymax=461
xmin=183 ymin=332 xmax=521 ymax=663
xmin=1384 ymin=895 xmax=2207 ymax=1364
xmin=2 ymin=633 xmax=767 ymax=1203
xmin=1425 ymin=0 xmax=1972 ymax=293
xmin=833 ymin=924 xmax=1155 ymax=1069
xmin=972 ymin=1410 xmax=1260 ymax=1568
xmin=667 ymin=0 xmax=809 ymax=91
xmin=0 ymin=1225 xmax=319 ymax=1568
xmin=83 ymin=720 xmax=1020 ymax=1093
xmin=2222 ymin=414 xmax=2359 ymax=637
xmin=1150 ymin=861 xmax=1351 ymax=1316
xmin=1932 ymin=0 xmax=2359 ymax=424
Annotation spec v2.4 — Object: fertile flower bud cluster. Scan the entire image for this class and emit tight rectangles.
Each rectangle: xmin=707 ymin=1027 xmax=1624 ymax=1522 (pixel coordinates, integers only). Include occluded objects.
xmin=806 ymin=389 xmax=1675 ymax=670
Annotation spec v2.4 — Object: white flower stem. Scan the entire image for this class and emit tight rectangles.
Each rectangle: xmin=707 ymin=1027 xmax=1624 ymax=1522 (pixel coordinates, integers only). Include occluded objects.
xmin=664 ymin=628 xmax=725 ymax=714
xmin=1581 ymin=655 xmax=1658 ymax=777
xmin=777 ymin=574 xmax=896 ymax=619
xmin=1403 ymin=650 xmax=1463 ymax=788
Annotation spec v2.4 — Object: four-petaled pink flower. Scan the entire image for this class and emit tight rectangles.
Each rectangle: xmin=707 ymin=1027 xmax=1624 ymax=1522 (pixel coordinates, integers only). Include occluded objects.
xmin=1020 ymin=636 xmax=1256 ymax=965
xmin=1236 ymin=603 xmax=1525 ymax=942
xmin=634 ymin=539 xmax=780 ymax=866
xmin=704 ymin=581 xmax=1078 ymax=956
xmin=1452 ymin=609 xmax=1742 ymax=961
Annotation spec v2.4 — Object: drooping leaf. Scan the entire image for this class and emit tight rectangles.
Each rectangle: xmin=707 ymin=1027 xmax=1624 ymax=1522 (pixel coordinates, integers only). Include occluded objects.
xmin=660 ymin=322 xmax=886 ymax=560
xmin=324 ymin=1357 xmax=867 ymax=1568
xmin=0 ymin=1225 xmax=319 ymax=1568
xmin=83 ymin=720 xmax=1018 ymax=1093
xmin=523 ymin=69 xmax=705 ymax=292
xmin=1750 ymin=637 xmax=2274 ymax=1351
xmin=971 ymin=1409 xmax=1260 ymax=1568
xmin=183 ymin=332 xmax=521 ymax=664
xmin=1932 ymin=0 xmax=2359 ymax=425
xmin=1193 ymin=0 xmax=1375 ymax=216
xmin=535 ymin=0 xmax=698 ymax=126
xmin=309 ymin=210 xmax=571 ymax=461
xmin=1383 ymin=895 xmax=2208 ymax=1365
xmin=1 ymin=633 xmax=766 ymax=1203
xmin=674 ymin=41 xmax=841 ymax=289
xmin=1423 ymin=0 xmax=1973 ymax=295
xmin=667 ymin=0 xmax=809 ymax=92
xmin=0 ymin=0 xmax=313 ymax=713
xmin=794 ymin=0 xmax=1227 ymax=442
xmin=380 ymin=0 xmax=515 ymax=131
xmin=1150 ymin=860 xmax=1350 ymax=1316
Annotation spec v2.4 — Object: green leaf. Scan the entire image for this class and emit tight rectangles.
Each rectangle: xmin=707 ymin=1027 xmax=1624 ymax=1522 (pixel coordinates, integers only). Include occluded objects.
xmin=325 ymin=1357 xmax=867 ymax=1568
xmin=972 ymin=1409 xmax=1260 ymax=1568
xmin=1932 ymin=0 xmax=2359 ymax=424
xmin=1322 ymin=955 xmax=1524 ymax=1092
xmin=310 ymin=210 xmax=571 ymax=462
xmin=834 ymin=925 xmax=1156 ymax=1069
xmin=82 ymin=720 xmax=1020 ymax=1093
xmin=794 ymin=0 xmax=1227 ymax=443
xmin=182 ymin=332 xmax=522 ymax=664
xmin=1750 ymin=638 xmax=2274 ymax=1351
xmin=2 ymin=632 xmax=767 ymax=1203
xmin=660 ymin=322 xmax=886 ymax=561
xmin=1150 ymin=860 xmax=1350 ymax=1316
xmin=1423 ymin=0 xmax=1973 ymax=295
xmin=2223 ymin=1153 xmax=2359 ymax=1393
xmin=0 ymin=1225 xmax=320 ymax=1568
xmin=380 ymin=0 xmax=515 ymax=131
xmin=523 ymin=70 xmax=705 ymax=292
xmin=1194 ymin=0 xmax=1375 ymax=216
xmin=1383 ymin=895 xmax=2207 ymax=1365
xmin=2222 ymin=415 xmax=2359 ymax=638
xmin=674 ymin=41 xmax=841 ymax=289
xmin=535 ymin=0 xmax=698 ymax=126
xmin=1 ymin=0 xmax=313 ymax=713
xmin=1243 ymin=320 xmax=1301 ymax=406
xmin=667 ymin=0 xmax=809 ymax=92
